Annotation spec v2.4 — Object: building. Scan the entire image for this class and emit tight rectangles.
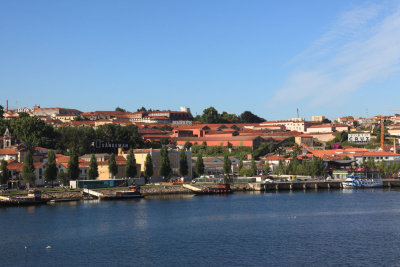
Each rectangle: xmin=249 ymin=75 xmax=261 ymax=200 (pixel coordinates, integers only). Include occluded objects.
xmin=133 ymin=148 xmax=192 ymax=180
xmin=295 ymin=134 xmax=313 ymax=147
xmin=312 ymin=116 xmax=325 ymax=122
xmin=260 ymin=120 xmax=311 ymax=133
xmin=192 ymin=156 xmax=240 ymax=176
xmin=33 ymin=106 xmax=81 ymax=117
xmin=176 ymin=136 xmax=264 ymax=150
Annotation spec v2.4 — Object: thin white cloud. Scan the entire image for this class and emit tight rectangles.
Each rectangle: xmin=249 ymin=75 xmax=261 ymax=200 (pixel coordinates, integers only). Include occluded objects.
xmin=273 ymin=2 xmax=400 ymax=108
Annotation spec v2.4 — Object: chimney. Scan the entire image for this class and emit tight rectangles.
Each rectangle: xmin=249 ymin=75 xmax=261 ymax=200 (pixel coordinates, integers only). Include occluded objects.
xmin=297 ymin=108 xmax=299 ymax=118
xmin=6 ymin=100 xmax=8 ymax=112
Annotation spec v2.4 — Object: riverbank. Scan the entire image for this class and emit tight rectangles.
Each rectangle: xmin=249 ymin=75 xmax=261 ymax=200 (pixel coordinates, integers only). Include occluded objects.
xmin=2 ymin=179 xmax=400 ymax=205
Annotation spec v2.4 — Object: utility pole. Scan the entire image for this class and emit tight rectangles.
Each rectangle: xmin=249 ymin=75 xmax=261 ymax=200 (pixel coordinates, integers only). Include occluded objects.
xmin=381 ymin=115 xmax=384 ymax=151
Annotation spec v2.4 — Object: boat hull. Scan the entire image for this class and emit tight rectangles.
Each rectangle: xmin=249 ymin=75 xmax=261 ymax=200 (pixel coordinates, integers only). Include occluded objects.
xmin=342 ymin=178 xmax=383 ymax=189
xmin=0 ymin=199 xmax=50 ymax=207
xmin=195 ymin=188 xmax=233 ymax=195
xmin=100 ymin=194 xmax=144 ymax=200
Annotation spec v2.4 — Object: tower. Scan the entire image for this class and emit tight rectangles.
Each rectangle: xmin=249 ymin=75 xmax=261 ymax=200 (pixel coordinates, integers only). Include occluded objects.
xmin=3 ymin=128 xmax=11 ymax=149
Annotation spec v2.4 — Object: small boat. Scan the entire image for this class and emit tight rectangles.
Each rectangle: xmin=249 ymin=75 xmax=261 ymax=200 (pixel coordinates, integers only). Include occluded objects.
xmin=100 ymin=185 xmax=144 ymax=200
xmin=184 ymin=183 xmax=232 ymax=195
xmin=342 ymin=175 xmax=383 ymax=189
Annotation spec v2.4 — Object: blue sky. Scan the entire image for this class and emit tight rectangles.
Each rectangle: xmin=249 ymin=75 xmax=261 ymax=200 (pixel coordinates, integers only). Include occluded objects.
xmin=1 ymin=0 xmax=400 ymax=120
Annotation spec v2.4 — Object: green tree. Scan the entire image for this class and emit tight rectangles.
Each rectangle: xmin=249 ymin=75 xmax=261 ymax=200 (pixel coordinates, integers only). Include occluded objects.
xmin=44 ymin=150 xmax=58 ymax=185
xmin=10 ymin=116 xmax=57 ymax=150
xmin=277 ymin=160 xmax=285 ymax=175
xmin=201 ymin=107 xmax=220 ymax=123
xmin=144 ymin=153 xmax=153 ymax=182
xmin=125 ymin=149 xmax=137 ymax=178
xmin=263 ymin=162 xmax=270 ymax=174
xmin=227 ymin=142 xmax=233 ymax=149
xmin=115 ymin=107 xmax=126 ymax=112
xmin=0 ymin=159 xmax=10 ymax=185
xmin=239 ymin=167 xmax=249 ymax=177
xmin=18 ymin=112 xmax=30 ymax=118
xmin=220 ymin=111 xmax=240 ymax=123
xmin=252 ymin=141 xmax=276 ymax=159
xmin=288 ymin=157 xmax=300 ymax=175
xmin=239 ymin=111 xmax=265 ymax=123
xmin=22 ymin=151 xmax=36 ymax=186
xmin=238 ymin=159 xmax=244 ymax=172
xmin=160 ymin=137 xmax=169 ymax=145
xmin=366 ymin=157 xmax=376 ymax=170
xmin=250 ymin=158 xmax=257 ymax=176
xmin=159 ymin=147 xmax=172 ymax=181
xmin=108 ymin=153 xmax=118 ymax=178
xmin=55 ymin=126 xmax=96 ymax=155
xmin=0 ymin=105 xmax=3 ymax=119
xmin=88 ymin=154 xmax=99 ymax=180
xmin=195 ymin=154 xmax=205 ymax=177
xmin=311 ymin=157 xmax=326 ymax=177
xmin=67 ymin=149 xmax=80 ymax=181
xmin=184 ymin=141 xmax=192 ymax=151
xmin=57 ymin=169 xmax=69 ymax=186
xmin=179 ymin=150 xmax=189 ymax=177
xmin=223 ymin=154 xmax=231 ymax=175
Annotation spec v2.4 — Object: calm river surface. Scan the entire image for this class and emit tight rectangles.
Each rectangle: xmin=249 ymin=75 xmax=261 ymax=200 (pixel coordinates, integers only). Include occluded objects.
xmin=2 ymin=189 xmax=400 ymax=266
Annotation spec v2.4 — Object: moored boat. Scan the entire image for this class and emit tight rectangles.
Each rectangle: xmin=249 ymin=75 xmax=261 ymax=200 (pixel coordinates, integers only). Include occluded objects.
xmin=100 ymin=185 xmax=144 ymax=200
xmin=0 ymin=189 xmax=50 ymax=206
xmin=342 ymin=176 xmax=383 ymax=189
xmin=183 ymin=183 xmax=232 ymax=195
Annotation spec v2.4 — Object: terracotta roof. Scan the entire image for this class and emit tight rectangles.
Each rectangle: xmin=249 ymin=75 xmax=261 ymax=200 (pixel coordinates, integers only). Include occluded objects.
xmin=307 ymin=124 xmax=333 ymax=128
xmin=133 ymin=149 xmax=161 ymax=153
xmin=33 ymin=162 xmax=45 ymax=168
xmin=261 ymin=155 xmax=288 ymax=161
xmin=7 ymin=162 xmax=24 ymax=171
xmin=70 ymin=121 xmax=96 ymax=126
xmin=177 ymin=136 xmax=262 ymax=141
xmin=0 ymin=149 xmax=18 ymax=155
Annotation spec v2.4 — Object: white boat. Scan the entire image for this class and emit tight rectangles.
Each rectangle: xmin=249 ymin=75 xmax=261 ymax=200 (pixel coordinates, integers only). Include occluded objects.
xmin=342 ymin=176 xmax=383 ymax=189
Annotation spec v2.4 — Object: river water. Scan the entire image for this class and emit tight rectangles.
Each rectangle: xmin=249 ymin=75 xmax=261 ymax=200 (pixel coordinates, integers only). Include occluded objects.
xmin=1 ymin=189 xmax=400 ymax=266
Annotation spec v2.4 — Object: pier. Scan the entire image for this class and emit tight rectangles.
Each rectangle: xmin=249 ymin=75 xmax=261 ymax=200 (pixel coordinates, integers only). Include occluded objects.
xmin=244 ymin=179 xmax=400 ymax=191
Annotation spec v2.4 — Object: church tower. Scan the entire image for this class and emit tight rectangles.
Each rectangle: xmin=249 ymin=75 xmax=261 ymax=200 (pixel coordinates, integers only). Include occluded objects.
xmin=3 ymin=128 xmax=11 ymax=149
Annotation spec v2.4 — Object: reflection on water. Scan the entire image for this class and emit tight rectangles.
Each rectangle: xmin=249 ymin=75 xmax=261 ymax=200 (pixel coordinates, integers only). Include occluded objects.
xmin=2 ymin=190 xmax=400 ymax=266
xmin=143 ymin=194 xmax=196 ymax=200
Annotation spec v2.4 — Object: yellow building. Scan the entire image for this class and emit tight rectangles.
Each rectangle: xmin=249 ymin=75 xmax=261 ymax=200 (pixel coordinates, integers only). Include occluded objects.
xmin=96 ymin=155 xmax=141 ymax=180
xmin=132 ymin=148 xmax=192 ymax=179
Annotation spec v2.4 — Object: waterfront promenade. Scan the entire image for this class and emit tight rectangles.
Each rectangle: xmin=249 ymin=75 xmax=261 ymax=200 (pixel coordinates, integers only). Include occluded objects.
xmin=2 ymin=179 xmax=400 ymax=204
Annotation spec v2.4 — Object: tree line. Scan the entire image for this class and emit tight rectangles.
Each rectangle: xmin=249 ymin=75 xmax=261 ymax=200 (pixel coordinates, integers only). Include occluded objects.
xmin=0 ymin=146 xmax=193 ymax=186
xmin=273 ymin=157 xmax=326 ymax=177
xmin=0 ymin=116 xmax=144 ymax=154
xmin=194 ymin=107 xmax=265 ymax=124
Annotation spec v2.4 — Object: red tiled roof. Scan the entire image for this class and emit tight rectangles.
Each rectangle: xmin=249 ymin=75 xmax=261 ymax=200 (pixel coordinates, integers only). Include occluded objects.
xmin=7 ymin=162 xmax=24 ymax=172
xmin=0 ymin=149 xmax=18 ymax=155
xmin=307 ymin=124 xmax=333 ymax=128
xmin=33 ymin=162 xmax=45 ymax=168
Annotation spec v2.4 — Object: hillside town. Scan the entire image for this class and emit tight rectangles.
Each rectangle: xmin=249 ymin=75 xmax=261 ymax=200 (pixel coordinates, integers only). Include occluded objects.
xmin=1 ymin=102 xmax=400 ymax=188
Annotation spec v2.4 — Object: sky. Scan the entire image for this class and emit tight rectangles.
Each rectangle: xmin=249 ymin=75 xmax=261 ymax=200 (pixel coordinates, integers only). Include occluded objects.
xmin=1 ymin=0 xmax=400 ymax=120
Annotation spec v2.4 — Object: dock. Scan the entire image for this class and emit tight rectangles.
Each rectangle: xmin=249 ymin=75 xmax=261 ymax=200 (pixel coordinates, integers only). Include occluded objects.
xmin=244 ymin=179 xmax=400 ymax=191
